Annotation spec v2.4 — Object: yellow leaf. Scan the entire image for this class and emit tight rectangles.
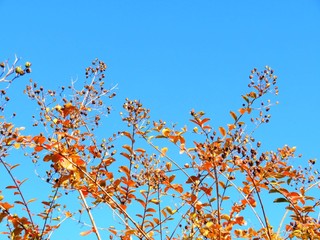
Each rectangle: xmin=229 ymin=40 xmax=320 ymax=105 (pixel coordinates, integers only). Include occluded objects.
xmin=162 ymin=128 xmax=170 ymax=137
xmin=221 ymin=214 xmax=230 ymax=221
xmin=150 ymin=199 xmax=160 ymax=204
xmin=166 ymin=206 xmax=176 ymax=215
xmin=13 ymin=143 xmax=20 ymax=149
xmin=205 ymin=221 xmax=214 ymax=228
xmin=160 ymin=147 xmax=168 ymax=157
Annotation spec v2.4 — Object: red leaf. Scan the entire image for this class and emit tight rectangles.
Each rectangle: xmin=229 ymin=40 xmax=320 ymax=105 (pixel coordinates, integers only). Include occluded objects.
xmin=34 ymin=145 xmax=44 ymax=152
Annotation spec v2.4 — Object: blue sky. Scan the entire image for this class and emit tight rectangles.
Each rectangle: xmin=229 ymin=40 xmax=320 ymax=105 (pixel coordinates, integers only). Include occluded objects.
xmin=1 ymin=0 xmax=320 ymax=239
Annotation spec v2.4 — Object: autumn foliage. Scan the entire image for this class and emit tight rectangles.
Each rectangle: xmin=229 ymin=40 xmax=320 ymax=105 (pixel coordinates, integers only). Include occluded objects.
xmin=0 ymin=56 xmax=319 ymax=239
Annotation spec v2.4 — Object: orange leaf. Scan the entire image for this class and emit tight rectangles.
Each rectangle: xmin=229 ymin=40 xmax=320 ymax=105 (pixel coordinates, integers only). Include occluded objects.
xmin=227 ymin=124 xmax=236 ymax=131
xmin=169 ymin=175 xmax=176 ymax=183
xmin=121 ymin=152 xmax=131 ymax=160
xmin=121 ymin=131 xmax=132 ymax=140
xmin=119 ymin=166 xmax=130 ymax=177
xmin=136 ymin=198 xmax=146 ymax=208
xmin=120 ymin=204 xmax=127 ymax=211
xmin=125 ymin=229 xmax=136 ymax=236
xmin=135 ymin=148 xmax=146 ymax=153
xmin=33 ymin=136 xmax=46 ymax=145
xmin=172 ymin=184 xmax=183 ymax=193
xmin=105 ymin=172 xmax=113 ymax=179
xmin=87 ymin=145 xmax=101 ymax=157
xmin=146 ymin=208 xmax=156 ymax=213
xmin=80 ymin=229 xmax=93 ymax=236
xmin=200 ymin=118 xmax=210 ymax=126
xmin=62 ymin=102 xmax=77 ymax=118
xmin=161 ymin=209 xmax=167 ymax=218
xmin=122 ymin=145 xmax=133 ymax=154
xmin=219 ymin=127 xmax=226 ymax=137
xmin=162 ymin=128 xmax=171 ymax=137
xmin=235 ymin=216 xmax=245 ymax=225
xmin=153 ymin=217 xmax=160 ymax=224
xmin=0 ymin=202 xmax=13 ymax=210
xmin=34 ymin=145 xmax=44 ymax=152
xmin=239 ymin=108 xmax=246 ymax=115
xmin=74 ymin=158 xmax=86 ymax=166
xmin=109 ymin=228 xmax=117 ymax=235
xmin=65 ymin=211 xmax=72 ymax=217
xmin=249 ymin=91 xmax=257 ymax=98
xmin=103 ymin=157 xmax=115 ymax=166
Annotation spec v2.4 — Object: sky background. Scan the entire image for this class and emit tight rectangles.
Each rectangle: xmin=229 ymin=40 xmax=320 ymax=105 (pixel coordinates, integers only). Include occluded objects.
xmin=1 ymin=0 xmax=320 ymax=239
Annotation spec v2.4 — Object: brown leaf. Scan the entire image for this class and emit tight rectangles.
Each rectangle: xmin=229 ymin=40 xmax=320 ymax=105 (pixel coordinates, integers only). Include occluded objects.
xmin=230 ymin=111 xmax=237 ymax=121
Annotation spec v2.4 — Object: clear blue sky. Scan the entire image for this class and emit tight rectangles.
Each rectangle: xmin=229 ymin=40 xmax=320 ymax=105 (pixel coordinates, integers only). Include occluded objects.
xmin=1 ymin=1 xmax=320 ymax=239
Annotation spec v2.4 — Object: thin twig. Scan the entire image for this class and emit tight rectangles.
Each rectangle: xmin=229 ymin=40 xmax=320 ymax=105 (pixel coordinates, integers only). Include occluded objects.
xmin=0 ymin=158 xmax=35 ymax=230
xmin=79 ymin=190 xmax=101 ymax=240
xmin=40 ymin=185 xmax=61 ymax=238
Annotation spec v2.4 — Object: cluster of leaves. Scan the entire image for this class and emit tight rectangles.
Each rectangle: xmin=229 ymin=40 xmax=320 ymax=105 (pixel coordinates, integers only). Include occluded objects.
xmin=0 ymin=57 xmax=319 ymax=239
